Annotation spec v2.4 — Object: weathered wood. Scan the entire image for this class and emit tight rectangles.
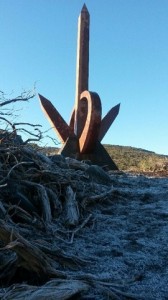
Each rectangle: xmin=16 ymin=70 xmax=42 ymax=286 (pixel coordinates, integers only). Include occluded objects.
xmin=64 ymin=186 xmax=79 ymax=226
xmin=0 ymin=133 xmax=146 ymax=299
xmin=0 ymin=280 xmax=89 ymax=300
xmin=0 ymin=221 xmax=66 ymax=278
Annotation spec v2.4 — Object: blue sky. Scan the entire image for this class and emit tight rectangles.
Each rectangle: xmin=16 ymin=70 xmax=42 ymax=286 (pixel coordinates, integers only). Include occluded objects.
xmin=0 ymin=0 xmax=168 ymax=155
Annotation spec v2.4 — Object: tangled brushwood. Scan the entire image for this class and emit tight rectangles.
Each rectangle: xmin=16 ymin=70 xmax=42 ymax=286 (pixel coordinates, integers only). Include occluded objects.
xmin=0 ymin=127 xmax=152 ymax=300
xmin=0 ymin=136 xmax=133 ymax=299
xmin=0 ymin=134 xmax=168 ymax=299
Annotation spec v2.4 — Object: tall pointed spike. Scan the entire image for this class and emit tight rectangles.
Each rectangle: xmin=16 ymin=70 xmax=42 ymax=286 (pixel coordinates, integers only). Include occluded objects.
xmin=74 ymin=3 xmax=90 ymax=137
xmin=81 ymin=3 xmax=89 ymax=13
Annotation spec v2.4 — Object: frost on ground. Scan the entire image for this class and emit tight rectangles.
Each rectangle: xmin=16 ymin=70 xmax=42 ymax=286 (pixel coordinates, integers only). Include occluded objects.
xmin=68 ymin=173 xmax=168 ymax=299
xmin=0 ymin=147 xmax=168 ymax=299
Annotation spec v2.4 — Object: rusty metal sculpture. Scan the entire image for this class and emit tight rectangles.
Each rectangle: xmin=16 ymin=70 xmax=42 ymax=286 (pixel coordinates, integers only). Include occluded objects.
xmin=39 ymin=4 xmax=120 ymax=169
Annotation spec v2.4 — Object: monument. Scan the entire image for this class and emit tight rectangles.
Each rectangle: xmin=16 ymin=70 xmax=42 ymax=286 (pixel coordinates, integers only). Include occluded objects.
xmin=39 ymin=4 xmax=120 ymax=169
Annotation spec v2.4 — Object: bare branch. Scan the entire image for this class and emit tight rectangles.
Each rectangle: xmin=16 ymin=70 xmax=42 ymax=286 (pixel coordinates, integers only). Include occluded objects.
xmin=0 ymin=111 xmax=13 ymax=116
xmin=0 ymin=116 xmax=16 ymax=131
xmin=46 ymin=135 xmax=60 ymax=146
xmin=0 ymin=89 xmax=35 ymax=107
xmin=0 ymin=87 xmax=44 ymax=145
xmin=14 ymin=122 xmax=42 ymax=127
xmin=21 ymin=128 xmax=42 ymax=144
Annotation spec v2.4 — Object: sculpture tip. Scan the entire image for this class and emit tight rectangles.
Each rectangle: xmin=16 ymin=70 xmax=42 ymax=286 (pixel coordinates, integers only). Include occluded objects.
xmin=38 ymin=93 xmax=47 ymax=104
xmin=38 ymin=93 xmax=43 ymax=101
xmin=81 ymin=3 xmax=89 ymax=13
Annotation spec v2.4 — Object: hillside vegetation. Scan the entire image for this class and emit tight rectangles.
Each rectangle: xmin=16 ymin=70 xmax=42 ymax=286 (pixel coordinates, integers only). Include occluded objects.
xmin=104 ymin=145 xmax=168 ymax=172
xmin=37 ymin=144 xmax=168 ymax=173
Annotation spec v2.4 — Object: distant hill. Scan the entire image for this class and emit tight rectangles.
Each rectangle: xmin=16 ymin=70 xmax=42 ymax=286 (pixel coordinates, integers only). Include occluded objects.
xmin=34 ymin=144 xmax=168 ymax=174
xmin=104 ymin=145 xmax=168 ymax=173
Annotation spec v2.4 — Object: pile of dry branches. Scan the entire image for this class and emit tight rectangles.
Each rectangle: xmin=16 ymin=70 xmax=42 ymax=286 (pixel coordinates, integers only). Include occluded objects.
xmin=0 ymin=134 xmax=140 ymax=299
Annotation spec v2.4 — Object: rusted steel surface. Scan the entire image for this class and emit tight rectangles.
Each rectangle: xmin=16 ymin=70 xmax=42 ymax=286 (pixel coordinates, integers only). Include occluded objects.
xmin=98 ymin=103 xmax=120 ymax=142
xmin=39 ymin=94 xmax=74 ymax=143
xmin=74 ymin=4 xmax=90 ymax=136
xmin=69 ymin=109 xmax=75 ymax=133
xmin=79 ymin=91 xmax=101 ymax=153
xmin=38 ymin=4 xmax=120 ymax=170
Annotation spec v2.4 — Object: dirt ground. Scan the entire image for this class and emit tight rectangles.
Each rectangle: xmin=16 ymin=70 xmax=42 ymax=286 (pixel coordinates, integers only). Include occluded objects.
xmin=78 ymin=176 xmax=168 ymax=300
xmin=61 ymin=173 xmax=168 ymax=299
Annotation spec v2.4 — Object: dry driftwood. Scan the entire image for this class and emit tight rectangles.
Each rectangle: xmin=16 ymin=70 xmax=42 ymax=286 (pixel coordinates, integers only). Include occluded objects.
xmin=21 ymin=180 xmax=52 ymax=224
xmin=64 ymin=186 xmax=79 ymax=226
xmin=0 ymin=135 xmax=141 ymax=299
xmin=0 ymin=221 xmax=66 ymax=279
xmin=0 ymin=279 xmax=89 ymax=300
xmin=81 ymin=186 xmax=114 ymax=208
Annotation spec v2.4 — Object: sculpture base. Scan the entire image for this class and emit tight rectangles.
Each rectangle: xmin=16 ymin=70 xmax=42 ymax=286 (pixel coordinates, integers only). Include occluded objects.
xmin=59 ymin=137 xmax=118 ymax=170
